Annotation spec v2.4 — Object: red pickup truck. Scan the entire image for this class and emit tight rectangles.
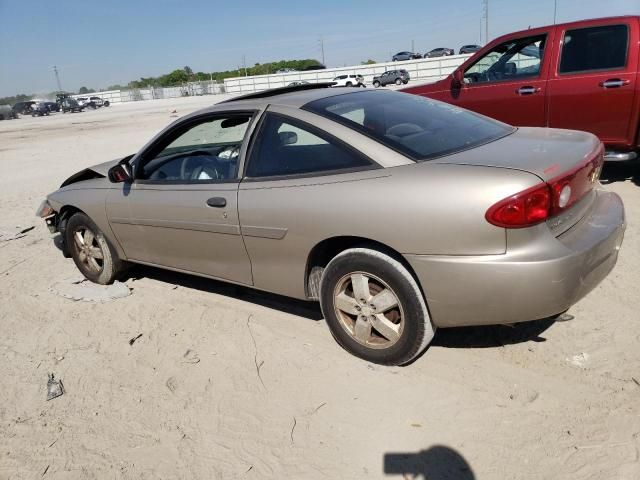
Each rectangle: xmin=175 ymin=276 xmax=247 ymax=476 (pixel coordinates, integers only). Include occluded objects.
xmin=403 ymin=16 xmax=639 ymax=161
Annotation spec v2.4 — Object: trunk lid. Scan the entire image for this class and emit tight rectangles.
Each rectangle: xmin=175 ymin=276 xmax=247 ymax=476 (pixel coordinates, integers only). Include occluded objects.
xmin=432 ymin=127 xmax=602 ymax=182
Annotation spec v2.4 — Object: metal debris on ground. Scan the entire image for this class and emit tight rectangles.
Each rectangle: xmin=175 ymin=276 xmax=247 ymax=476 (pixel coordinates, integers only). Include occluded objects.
xmin=46 ymin=374 xmax=64 ymax=401
xmin=49 ymin=276 xmax=131 ymax=303
xmin=0 ymin=226 xmax=35 ymax=242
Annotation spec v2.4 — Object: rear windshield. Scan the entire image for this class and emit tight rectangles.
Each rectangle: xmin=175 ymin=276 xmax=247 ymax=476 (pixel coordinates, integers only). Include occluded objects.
xmin=303 ymin=90 xmax=514 ymax=161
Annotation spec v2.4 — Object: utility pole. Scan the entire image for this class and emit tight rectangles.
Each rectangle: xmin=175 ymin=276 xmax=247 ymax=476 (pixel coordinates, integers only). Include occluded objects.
xmin=411 ymin=39 xmax=415 ymax=53
xmin=553 ymin=0 xmax=558 ymax=24
xmin=242 ymin=55 xmax=247 ymax=77
xmin=319 ymin=36 xmax=325 ymax=65
xmin=53 ymin=65 xmax=62 ymax=92
xmin=483 ymin=0 xmax=489 ymax=45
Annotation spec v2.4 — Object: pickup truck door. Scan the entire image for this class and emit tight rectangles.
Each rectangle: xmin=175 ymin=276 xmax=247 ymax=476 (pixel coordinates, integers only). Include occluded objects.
xmin=546 ymin=18 xmax=639 ymax=150
xmin=446 ymin=30 xmax=554 ymax=126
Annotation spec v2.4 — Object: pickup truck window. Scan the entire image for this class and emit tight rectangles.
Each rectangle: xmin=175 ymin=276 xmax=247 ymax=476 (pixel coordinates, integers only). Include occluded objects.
xmin=464 ymin=34 xmax=546 ymax=84
xmin=559 ymin=24 xmax=628 ymax=74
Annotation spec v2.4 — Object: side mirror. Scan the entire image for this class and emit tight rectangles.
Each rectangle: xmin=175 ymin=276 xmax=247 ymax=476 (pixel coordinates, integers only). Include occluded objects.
xmin=452 ymin=69 xmax=464 ymax=87
xmin=108 ymin=162 xmax=132 ymax=183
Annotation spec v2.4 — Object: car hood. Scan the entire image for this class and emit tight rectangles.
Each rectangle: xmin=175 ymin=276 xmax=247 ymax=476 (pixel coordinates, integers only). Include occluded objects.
xmin=60 ymin=155 xmax=133 ymax=187
xmin=432 ymin=127 xmax=602 ymax=182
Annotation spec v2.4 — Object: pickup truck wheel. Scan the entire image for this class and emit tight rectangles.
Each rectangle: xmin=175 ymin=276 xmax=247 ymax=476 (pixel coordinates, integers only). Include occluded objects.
xmin=373 ymin=81 xmax=380 ymax=88
xmin=403 ymin=80 xmax=409 ymax=84
xmin=65 ymin=212 xmax=124 ymax=285
xmin=320 ymin=248 xmax=435 ymax=366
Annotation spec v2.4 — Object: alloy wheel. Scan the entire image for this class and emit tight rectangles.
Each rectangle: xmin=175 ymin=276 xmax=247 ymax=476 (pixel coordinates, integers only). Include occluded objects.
xmin=333 ymin=272 xmax=404 ymax=349
xmin=72 ymin=226 xmax=104 ymax=273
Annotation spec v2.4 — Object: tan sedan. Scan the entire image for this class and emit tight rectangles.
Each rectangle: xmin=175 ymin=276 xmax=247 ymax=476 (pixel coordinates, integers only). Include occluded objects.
xmin=37 ymin=85 xmax=625 ymax=365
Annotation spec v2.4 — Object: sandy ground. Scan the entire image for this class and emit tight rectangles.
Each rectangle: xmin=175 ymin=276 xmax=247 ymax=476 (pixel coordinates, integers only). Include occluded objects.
xmin=0 ymin=95 xmax=639 ymax=480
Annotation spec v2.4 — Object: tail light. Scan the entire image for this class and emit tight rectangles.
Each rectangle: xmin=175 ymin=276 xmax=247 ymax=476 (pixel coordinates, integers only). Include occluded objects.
xmin=486 ymin=146 xmax=604 ymax=228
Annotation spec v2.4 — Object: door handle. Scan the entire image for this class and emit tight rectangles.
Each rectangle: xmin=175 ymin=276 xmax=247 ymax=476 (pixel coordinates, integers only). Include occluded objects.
xmin=206 ymin=197 xmax=227 ymax=208
xmin=516 ymin=86 xmax=541 ymax=95
xmin=600 ymin=79 xmax=630 ymax=89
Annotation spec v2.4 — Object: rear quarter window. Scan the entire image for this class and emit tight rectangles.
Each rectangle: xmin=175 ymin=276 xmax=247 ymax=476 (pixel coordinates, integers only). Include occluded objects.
xmin=304 ymin=90 xmax=514 ymax=161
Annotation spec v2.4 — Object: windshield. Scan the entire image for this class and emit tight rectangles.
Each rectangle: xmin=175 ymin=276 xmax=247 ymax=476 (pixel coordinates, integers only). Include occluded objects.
xmin=303 ymin=90 xmax=514 ymax=161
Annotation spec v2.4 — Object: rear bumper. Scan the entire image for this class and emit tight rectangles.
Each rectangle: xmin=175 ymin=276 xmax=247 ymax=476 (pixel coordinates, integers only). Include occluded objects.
xmin=405 ymin=190 xmax=625 ymax=327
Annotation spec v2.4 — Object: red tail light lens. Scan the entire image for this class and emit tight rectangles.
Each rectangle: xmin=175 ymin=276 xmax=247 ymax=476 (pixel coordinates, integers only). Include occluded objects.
xmin=486 ymin=184 xmax=551 ymax=228
xmin=486 ymin=145 xmax=604 ymax=229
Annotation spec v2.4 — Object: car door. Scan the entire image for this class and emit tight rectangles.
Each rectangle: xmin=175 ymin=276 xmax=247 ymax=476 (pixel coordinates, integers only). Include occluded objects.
xmin=546 ymin=19 xmax=639 ymax=149
xmin=448 ymin=31 xmax=554 ymax=126
xmin=237 ymin=107 xmax=379 ymax=298
xmin=106 ymin=112 xmax=255 ymax=284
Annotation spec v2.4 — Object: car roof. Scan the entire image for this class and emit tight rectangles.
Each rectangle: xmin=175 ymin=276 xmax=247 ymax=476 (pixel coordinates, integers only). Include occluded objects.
xmin=186 ymin=84 xmax=387 ymax=118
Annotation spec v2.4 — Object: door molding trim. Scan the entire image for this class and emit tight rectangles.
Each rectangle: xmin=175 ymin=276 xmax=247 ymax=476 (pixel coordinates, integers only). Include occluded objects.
xmin=109 ymin=217 xmax=240 ymax=236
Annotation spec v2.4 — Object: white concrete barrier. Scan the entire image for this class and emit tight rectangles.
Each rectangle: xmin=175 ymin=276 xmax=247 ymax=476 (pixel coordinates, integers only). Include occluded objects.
xmin=223 ymin=55 xmax=473 ymax=93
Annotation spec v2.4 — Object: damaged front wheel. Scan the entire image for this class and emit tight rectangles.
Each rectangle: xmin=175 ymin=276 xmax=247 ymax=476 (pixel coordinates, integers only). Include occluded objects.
xmin=65 ymin=212 xmax=124 ymax=284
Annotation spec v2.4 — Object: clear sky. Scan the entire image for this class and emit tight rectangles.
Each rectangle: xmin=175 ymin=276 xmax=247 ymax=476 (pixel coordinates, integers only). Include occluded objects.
xmin=1 ymin=0 xmax=638 ymax=96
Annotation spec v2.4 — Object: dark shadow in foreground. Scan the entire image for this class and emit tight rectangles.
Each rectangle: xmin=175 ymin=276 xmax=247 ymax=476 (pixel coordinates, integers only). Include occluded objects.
xmin=599 ymin=161 xmax=639 ymax=186
xmin=432 ymin=317 xmax=556 ymax=349
xmin=384 ymin=446 xmax=475 ymax=479
xmin=124 ymin=263 xmax=324 ymax=321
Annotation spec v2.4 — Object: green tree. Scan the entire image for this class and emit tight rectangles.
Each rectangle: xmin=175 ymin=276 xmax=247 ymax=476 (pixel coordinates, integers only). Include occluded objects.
xmin=361 ymin=59 xmax=377 ymax=65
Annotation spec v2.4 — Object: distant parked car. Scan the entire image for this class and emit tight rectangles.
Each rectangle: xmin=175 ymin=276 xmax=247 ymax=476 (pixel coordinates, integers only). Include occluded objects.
xmin=301 ymin=64 xmax=326 ymax=71
xmin=44 ymin=102 xmax=60 ymax=112
xmin=392 ymin=52 xmax=422 ymax=61
xmin=89 ymin=96 xmax=110 ymax=107
xmin=276 ymin=68 xmax=297 ymax=74
xmin=12 ymin=101 xmax=35 ymax=115
xmin=31 ymin=102 xmax=50 ymax=117
xmin=0 ymin=104 xmax=17 ymax=119
xmin=459 ymin=44 xmax=482 ymax=54
xmin=60 ymin=97 xmax=83 ymax=113
xmin=425 ymin=48 xmax=455 ymax=58
xmin=373 ymin=69 xmax=410 ymax=87
xmin=288 ymin=80 xmax=310 ymax=86
xmin=332 ymin=74 xmax=365 ymax=87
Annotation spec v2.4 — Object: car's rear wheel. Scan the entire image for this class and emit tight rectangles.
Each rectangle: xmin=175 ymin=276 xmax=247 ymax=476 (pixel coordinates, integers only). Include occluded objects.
xmin=373 ymin=81 xmax=380 ymax=88
xmin=320 ymin=248 xmax=435 ymax=366
xmin=65 ymin=212 xmax=124 ymax=285
xmin=395 ymin=78 xmax=402 ymax=85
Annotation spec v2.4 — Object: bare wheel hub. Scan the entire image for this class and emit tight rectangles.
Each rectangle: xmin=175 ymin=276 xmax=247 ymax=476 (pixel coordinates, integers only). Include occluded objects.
xmin=333 ymin=272 xmax=404 ymax=349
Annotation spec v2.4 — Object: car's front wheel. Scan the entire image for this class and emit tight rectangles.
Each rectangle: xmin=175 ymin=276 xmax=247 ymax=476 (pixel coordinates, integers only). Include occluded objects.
xmin=65 ymin=212 xmax=124 ymax=284
xmin=373 ymin=81 xmax=380 ymax=88
xmin=320 ymin=248 xmax=435 ymax=366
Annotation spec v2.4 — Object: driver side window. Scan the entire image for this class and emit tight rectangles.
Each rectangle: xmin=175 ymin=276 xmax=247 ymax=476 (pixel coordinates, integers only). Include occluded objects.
xmin=139 ymin=113 xmax=252 ymax=183
xmin=464 ymin=34 xmax=547 ymax=84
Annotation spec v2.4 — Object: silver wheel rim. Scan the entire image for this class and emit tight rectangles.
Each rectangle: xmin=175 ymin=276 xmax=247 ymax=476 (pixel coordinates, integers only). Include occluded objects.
xmin=333 ymin=272 xmax=404 ymax=349
xmin=72 ymin=226 xmax=104 ymax=273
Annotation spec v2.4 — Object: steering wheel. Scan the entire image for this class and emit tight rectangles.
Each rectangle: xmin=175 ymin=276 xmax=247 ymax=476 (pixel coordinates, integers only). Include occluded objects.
xmin=217 ymin=145 xmax=240 ymax=160
xmin=179 ymin=150 xmax=221 ymax=180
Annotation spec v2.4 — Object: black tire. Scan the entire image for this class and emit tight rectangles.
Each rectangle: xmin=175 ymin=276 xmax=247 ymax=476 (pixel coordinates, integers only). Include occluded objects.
xmin=104 ymin=101 xmax=110 ymax=107
xmin=320 ymin=248 xmax=435 ymax=366
xmin=395 ymin=78 xmax=402 ymax=86
xmin=373 ymin=81 xmax=380 ymax=88
xmin=403 ymin=80 xmax=409 ymax=84
xmin=65 ymin=212 xmax=124 ymax=284
xmin=346 ymin=82 xmax=353 ymax=87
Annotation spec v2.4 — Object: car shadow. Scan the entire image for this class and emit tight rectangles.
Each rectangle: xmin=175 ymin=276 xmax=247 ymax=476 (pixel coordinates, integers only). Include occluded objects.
xmin=384 ymin=445 xmax=475 ymax=479
xmin=123 ymin=264 xmax=324 ymax=321
xmin=432 ymin=317 xmax=556 ymax=349
xmin=600 ymin=162 xmax=640 ymax=186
